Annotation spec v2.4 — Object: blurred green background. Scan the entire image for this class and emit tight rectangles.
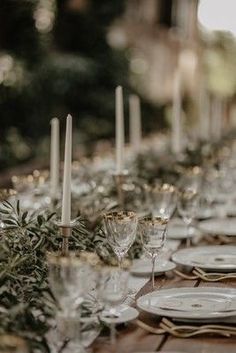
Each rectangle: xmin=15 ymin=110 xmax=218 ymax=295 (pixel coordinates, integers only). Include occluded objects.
xmin=0 ymin=0 xmax=165 ymax=170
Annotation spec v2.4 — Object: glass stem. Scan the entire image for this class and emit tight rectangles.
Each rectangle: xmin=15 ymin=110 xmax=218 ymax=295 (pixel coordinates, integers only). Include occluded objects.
xmin=186 ymin=223 xmax=191 ymax=248
xmin=110 ymin=322 xmax=116 ymax=346
xmin=117 ymin=254 xmax=122 ymax=270
xmin=151 ymin=255 xmax=156 ymax=290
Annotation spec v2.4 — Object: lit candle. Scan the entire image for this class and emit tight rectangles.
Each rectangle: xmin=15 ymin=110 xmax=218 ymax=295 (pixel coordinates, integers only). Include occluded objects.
xmin=61 ymin=114 xmax=72 ymax=225
xmin=50 ymin=118 xmax=60 ymax=199
xmin=129 ymin=94 xmax=142 ymax=153
xmin=171 ymin=69 xmax=182 ymax=154
xmin=115 ymin=86 xmax=125 ymax=173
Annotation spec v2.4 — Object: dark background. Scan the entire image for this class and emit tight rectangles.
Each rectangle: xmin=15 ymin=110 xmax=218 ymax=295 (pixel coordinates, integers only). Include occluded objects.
xmin=0 ymin=0 xmax=167 ymax=170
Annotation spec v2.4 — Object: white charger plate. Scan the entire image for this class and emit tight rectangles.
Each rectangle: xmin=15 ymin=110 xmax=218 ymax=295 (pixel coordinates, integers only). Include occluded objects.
xmin=131 ymin=259 xmax=176 ymax=276
xmin=172 ymin=245 xmax=236 ymax=271
xmin=137 ymin=287 xmax=236 ymax=320
xmin=199 ymin=218 xmax=236 ymax=236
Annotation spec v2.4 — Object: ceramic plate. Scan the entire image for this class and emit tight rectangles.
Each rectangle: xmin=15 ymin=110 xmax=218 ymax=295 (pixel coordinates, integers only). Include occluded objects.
xmin=172 ymin=245 xmax=236 ymax=271
xmin=137 ymin=287 xmax=236 ymax=320
xmin=131 ymin=259 xmax=176 ymax=276
xmin=199 ymin=218 xmax=236 ymax=236
xmin=100 ymin=305 xmax=139 ymax=324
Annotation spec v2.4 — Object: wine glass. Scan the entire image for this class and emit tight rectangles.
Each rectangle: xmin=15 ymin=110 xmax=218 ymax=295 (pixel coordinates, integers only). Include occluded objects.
xmin=0 ymin=335 xmax=29 ymax=353
xmin=139 ymin=216 xmax=168 ymax=290
xmin=47 ymin=252 xmax=92 ymax=353
xmin=98 ymin=266 xmax=130 ymax=344
xmin=178 ymin=167 xmax=203 ymax=194
xmin=103 ymin=211 xmax=138 ymax=268
xmin=177 ymin=189 xmax=199 ymax=247
xmin=148 ymin=183 xmax=177 ymax=219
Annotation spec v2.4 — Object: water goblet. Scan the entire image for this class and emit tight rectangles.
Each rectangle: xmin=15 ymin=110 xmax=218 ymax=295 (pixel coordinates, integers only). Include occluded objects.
xmin=103 ymin=211 xmax=138 ymax=269
xmin=177 ymin=189 xmax=199 ymax=247
xmin=98 ymin=266 xmax=130 ymax=344
xmin=148 ymin=183 xmax=177 ymax=219
xmin=47 ymin=252 xmax=92 ymax=353
xmin=139 ymin=216 xmax=168 ymax=290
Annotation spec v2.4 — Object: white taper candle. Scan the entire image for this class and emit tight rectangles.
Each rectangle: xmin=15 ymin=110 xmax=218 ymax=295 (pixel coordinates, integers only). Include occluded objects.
xmin=115 ymin=86 xmax=125 ymax=173
xmin=129 ymin=94 xmax=142 ymax=153
xmin=61 ymin=114 xmax=72 ymax=225
xmin=171 ymin=69 xmax=182 ymax=154
xmin=50 ymin=118 xmax=60 ymax=199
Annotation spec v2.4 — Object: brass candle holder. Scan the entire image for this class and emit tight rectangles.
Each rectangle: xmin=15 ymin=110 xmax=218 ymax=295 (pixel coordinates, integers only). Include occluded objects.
xmin=55 ymin=220 xmax=77 ymax=256
xmin=113 ymin=170 xmax=129 ymax=209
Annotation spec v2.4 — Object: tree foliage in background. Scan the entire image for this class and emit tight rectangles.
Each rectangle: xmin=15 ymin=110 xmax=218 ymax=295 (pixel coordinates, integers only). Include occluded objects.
xmin=0 ymin=0 xmax=166 ymax=171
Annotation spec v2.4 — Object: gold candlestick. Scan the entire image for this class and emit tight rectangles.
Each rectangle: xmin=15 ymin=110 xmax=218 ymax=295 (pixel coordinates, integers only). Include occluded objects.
xmin=56 ymin=220 xmax=76 ymax=256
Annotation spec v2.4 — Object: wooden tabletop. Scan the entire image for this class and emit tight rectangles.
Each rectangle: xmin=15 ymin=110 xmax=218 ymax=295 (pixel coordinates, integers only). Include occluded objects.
xmin=92 ymin=249 xmax=236 ymax=353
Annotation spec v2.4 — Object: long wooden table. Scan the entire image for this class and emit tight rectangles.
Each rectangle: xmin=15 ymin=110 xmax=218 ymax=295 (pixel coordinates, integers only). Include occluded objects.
xmin=92 ymin=260 xmax=236 ymax=352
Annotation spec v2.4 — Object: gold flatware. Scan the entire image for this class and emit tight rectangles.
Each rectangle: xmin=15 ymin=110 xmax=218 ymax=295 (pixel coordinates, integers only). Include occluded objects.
xmin=173 ymin=269 xmax=198 ymax=280
xmin=193 ymin=268 xmax=236 ymax=282
xmin=135 ymin=318 xmax=236 ymax=338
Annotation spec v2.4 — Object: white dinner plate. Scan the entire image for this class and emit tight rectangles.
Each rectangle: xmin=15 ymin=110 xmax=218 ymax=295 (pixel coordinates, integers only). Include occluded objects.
xmin=131 ymin=259 xmax=176 ymax=277
xmin=137 ymin=287 xmax=236 ymax=320
xmin=172 ymin=245 xmax=236 ymax=271
xmin=199 ymin=218 xmax=236 ymax=236
xmin=100 ymin=305 xmax=139 ymax=324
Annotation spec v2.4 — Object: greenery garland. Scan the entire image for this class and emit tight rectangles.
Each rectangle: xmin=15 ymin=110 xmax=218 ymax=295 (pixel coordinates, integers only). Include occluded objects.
xmin=0 ymin=199 xmax=143 ymax=352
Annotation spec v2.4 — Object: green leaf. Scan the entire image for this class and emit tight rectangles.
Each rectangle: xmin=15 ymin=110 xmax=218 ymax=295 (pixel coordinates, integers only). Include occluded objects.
xmin=16 ymin=200 xmax=20 ymax=216
xmin=22 ymin=211 xmax=28 ymax=222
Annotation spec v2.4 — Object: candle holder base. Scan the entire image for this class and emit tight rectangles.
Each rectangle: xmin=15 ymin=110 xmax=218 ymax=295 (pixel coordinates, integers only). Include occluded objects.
xmin=112 ymin=170 xmax=129 ymax=209
xmin=55 ymin=220 xmax=77 ymax=256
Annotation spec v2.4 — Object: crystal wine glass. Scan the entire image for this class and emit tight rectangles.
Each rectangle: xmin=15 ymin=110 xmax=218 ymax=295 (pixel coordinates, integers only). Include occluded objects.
xmin=47 ymin=252 xmax=92 ymax=353
xmin=103 ymin=211 xmax=138 ymax=268
xmin=148 ymin=183 xmax=177 ymax=219
xmin=139 ymin=216 xmax=168 ymax=290
xmin=177 ymin=189 xmax=199 ymax=247
xmin=98 ymin=266 xmax=130 ymax=344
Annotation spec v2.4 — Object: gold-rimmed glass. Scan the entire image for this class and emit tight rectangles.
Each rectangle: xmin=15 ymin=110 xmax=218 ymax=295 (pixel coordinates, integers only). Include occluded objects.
xmin=98 ymin=266 xmax=130 ymax=345
xmin=103 ymin=211 xmax=138 ymax=269
xmin=177 ymin=189 xmax=199 ymax=247
xmin=47 ymin=252 xmax=93 ymax=353
xmin=47 ymin=252 xmax=91 ymax=315
xmin=139 ymin=216 xmax=168 ymax=290
xmin=0 ymin=335 xmax=28 ymax=353
xmin=147 ymin=183 xmax=177 ymax=219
